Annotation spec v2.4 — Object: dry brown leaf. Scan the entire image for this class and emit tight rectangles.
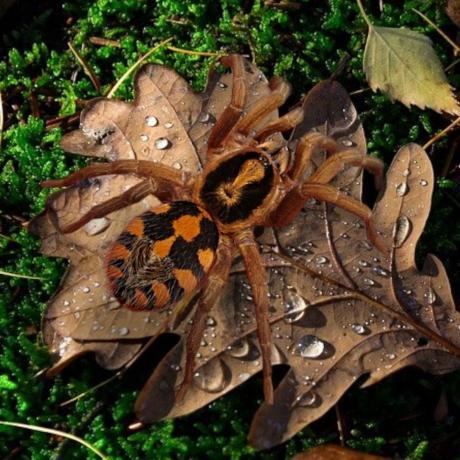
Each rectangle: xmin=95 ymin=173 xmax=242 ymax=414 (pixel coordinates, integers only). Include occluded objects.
xmin=30 ymin=59 xmax=460 ymax=451
xmin=447 ymin=0 xmax=460 ymax=29
xmin=291 ymin=445 xmax=391 ymax=460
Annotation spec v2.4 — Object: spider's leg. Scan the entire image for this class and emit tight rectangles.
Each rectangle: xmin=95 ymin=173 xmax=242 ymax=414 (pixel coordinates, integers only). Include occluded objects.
xmin=207 ymin=54 xmax=247 ymax=154
xmin=301 ymin=183 xmax=387 ymax=253
xmin=42 ymin=160 xmax=185 ymax=188
xmin=254 ymin=106 xmax=304 ymax=142
xmin=230 ymin=77 xmax=291 ymax=140
xmin=55 ymin=179 xmax=158 ymax=233
xmin=235 ymin=230 xmax=274 ymax=405
xmin=175 ymin=236 xmax=233 ymax=403
xmin=308 ymin=150 xmax=384 ymax=189
xmin=288 ymin=132 xmax=339 ymax=182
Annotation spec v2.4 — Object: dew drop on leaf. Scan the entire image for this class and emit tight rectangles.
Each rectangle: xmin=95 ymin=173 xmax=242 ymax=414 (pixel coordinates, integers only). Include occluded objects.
xmin=193 ymin=359 xmax=231 ymax=393
xmin=295 ymin=335 xmax=325 ymax=358
xmin=145 ymin=115 xmax=158 ymax=127
xmin=394 ymin=215 xmax=412 ymax=247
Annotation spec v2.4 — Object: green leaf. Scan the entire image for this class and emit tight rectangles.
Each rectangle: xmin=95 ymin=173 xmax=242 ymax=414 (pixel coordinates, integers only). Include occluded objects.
xmin=363 ymin=25 xmax=460 ymax=115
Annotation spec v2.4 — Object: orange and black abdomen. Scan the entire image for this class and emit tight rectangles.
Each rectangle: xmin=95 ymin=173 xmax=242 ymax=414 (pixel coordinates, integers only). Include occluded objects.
xmin=105 ymin=201 xmax=219 ymax=311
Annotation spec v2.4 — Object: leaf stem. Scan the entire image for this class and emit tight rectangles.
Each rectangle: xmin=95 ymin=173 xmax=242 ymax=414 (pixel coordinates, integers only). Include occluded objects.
xmin=0 ymin=421 xmax=108 ymax=460
xmin=356 ymin=0 xmax=372 ymax=28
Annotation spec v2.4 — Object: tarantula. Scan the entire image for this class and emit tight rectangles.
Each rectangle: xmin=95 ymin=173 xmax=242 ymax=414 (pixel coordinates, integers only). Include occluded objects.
xmin=42 ymin=54 xmax=384 ymax=405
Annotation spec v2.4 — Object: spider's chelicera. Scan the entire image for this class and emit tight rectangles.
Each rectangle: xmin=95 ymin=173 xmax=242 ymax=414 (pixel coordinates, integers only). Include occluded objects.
xmin=42 ymin=55 xmax=385 ymax=405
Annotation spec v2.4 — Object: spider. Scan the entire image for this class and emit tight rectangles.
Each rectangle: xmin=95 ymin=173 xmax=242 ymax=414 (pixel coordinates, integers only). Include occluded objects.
xmin=42 ymin=54 xmax=385 ymax=405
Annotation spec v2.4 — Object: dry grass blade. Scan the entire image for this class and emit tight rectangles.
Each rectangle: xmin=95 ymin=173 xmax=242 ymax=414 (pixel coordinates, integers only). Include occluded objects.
xmin=413 ymin=9 xmax=460 ymax=55
xmin=165 ymin=45 xmax=225 ymax=57
xmin=292 ymin=444 xmax=391 ymax=460
xmin=106 ymin=37 xmax=173 ymax=98
xmin=0 ymin=269 xmax=45 ymax=280
xmin=423 ymin=115 xmax=460 ymax=149
xmin=67 ymin=42 xmax=101 ymax=93
xmin=0 ymin=421 xmax=108 ymax=460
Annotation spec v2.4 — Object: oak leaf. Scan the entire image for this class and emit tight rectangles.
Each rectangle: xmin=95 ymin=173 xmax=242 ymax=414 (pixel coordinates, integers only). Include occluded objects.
xmin=30 ymin=59 xmax=460 ymax=451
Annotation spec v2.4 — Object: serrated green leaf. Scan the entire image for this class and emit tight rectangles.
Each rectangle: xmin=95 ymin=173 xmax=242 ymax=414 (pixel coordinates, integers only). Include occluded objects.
xmin=363 ymin=25 xmax=460 ymax=115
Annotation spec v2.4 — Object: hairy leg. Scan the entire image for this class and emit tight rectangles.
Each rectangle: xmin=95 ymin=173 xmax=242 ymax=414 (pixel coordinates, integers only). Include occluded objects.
xmin=229 ymin=76 xmax=291 ymax=142
xmin=175 ymin=235 xmax=233 ymax=403
xmin=301 ymin=183 xmax=387 ymax=253
xmin=52 ymin=179 xmax=158 ymax=233
xmin=41 ymin=160 xmax=186 ymax=188
xmin=207 ymin=54 xmax=247 ymax=155
xmin=234 ymin=230 xmax=274 ymax=405
xmin=254 ymin=106 xmax=304 ymax=142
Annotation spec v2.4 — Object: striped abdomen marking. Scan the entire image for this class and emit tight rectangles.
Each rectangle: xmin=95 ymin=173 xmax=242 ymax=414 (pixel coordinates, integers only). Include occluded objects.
xmin=105 ymin=201 xmax=219 ymax=310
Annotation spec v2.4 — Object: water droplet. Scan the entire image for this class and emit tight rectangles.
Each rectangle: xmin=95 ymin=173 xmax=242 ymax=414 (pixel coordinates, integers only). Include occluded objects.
xmin=358 ymin=260 xmax=370 ymax=267
xmin=396 ymin=182 xmax=408 ymax=196
xmin=145 ymin=115 xmax=158 ymax=127
xmin=170 ymin=363 xmax=181 ymax=371
xmin=154 ymin=137 xmax=170 ymax=150
xmin=394 ymin=215 xmax=412 ymax=248
xmin=140 ymin=134 xmax=149 ymax=142
xmin=402 ymin=169 xmax=410 ymax=177
xmin=118 ymin=327 xmax=129 ymax=336
xmin=351 ymin=323 xmax=369 ymax=335
xmin=238 ymin=372 xmax=251 ymax=381
xmin=172 ymin=161 xmax=182 ymax=170
xmin=296 ymin=391 xmax=318 ymax=407
xmin=63 ymin=300 xmax=70 ymax=306
xmin=363 ymin=278 xmax=375 ymax=286
xmin=199 ymin=113 xmax=211 ymax=123
xmin=193 ymin=359 xmax=231 ymax=393
xmin=425 ymin=288 xmax=437 ymax=305
xmin=385 ymin=352 xmax=396 ymax=360
xmin=342 ymin=139 xmax=353 ymax=147
xmin=82 ymin=287 xmax=90 ymax=293
xmin=373 ymin=266 xmax=390 ymax=277
xmin=284 ymin=290 xmax=308 ymax=323
xmin=206 ymin=317 xmax=217 ymax=327
xmin=420 ymin=179 xmax=428 ymax=186
xmin=315 ymin=255 xmax=328 ymax=264
xmin=217 ymin=82 xmax=228 ymax=88
xmin=295 ymin=335 xmax=325 ymax=358
xmin=164 ymin=121 xmax=174 ymax=128
xmin=227 ymin=339 xmax=250 ymax=358
xmin=84 ymin=217 xmax=110 ymax=236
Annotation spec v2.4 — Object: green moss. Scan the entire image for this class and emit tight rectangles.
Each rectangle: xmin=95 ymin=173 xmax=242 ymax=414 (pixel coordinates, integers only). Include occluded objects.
xmin=1 ymin=0 xmax=460 ymax=458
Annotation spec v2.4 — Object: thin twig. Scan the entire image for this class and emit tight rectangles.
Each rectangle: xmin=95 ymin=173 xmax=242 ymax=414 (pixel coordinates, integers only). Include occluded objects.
xmin=0 ymin=421 xmax=108 ymax=460
xmin=89 ymin=36 xmax=121 ymax=47
xmin=423 ymin=116 xmax=460 ymax=150
xmin=67 ymin=42 xmax=101 ymax=93
xmin=0 ymin=269 xmax=45 ymax=280
xmin=106 ymin=37 xmax=173 ymax=99
xmin=413 ymin=9 xmax=460 ymax=55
